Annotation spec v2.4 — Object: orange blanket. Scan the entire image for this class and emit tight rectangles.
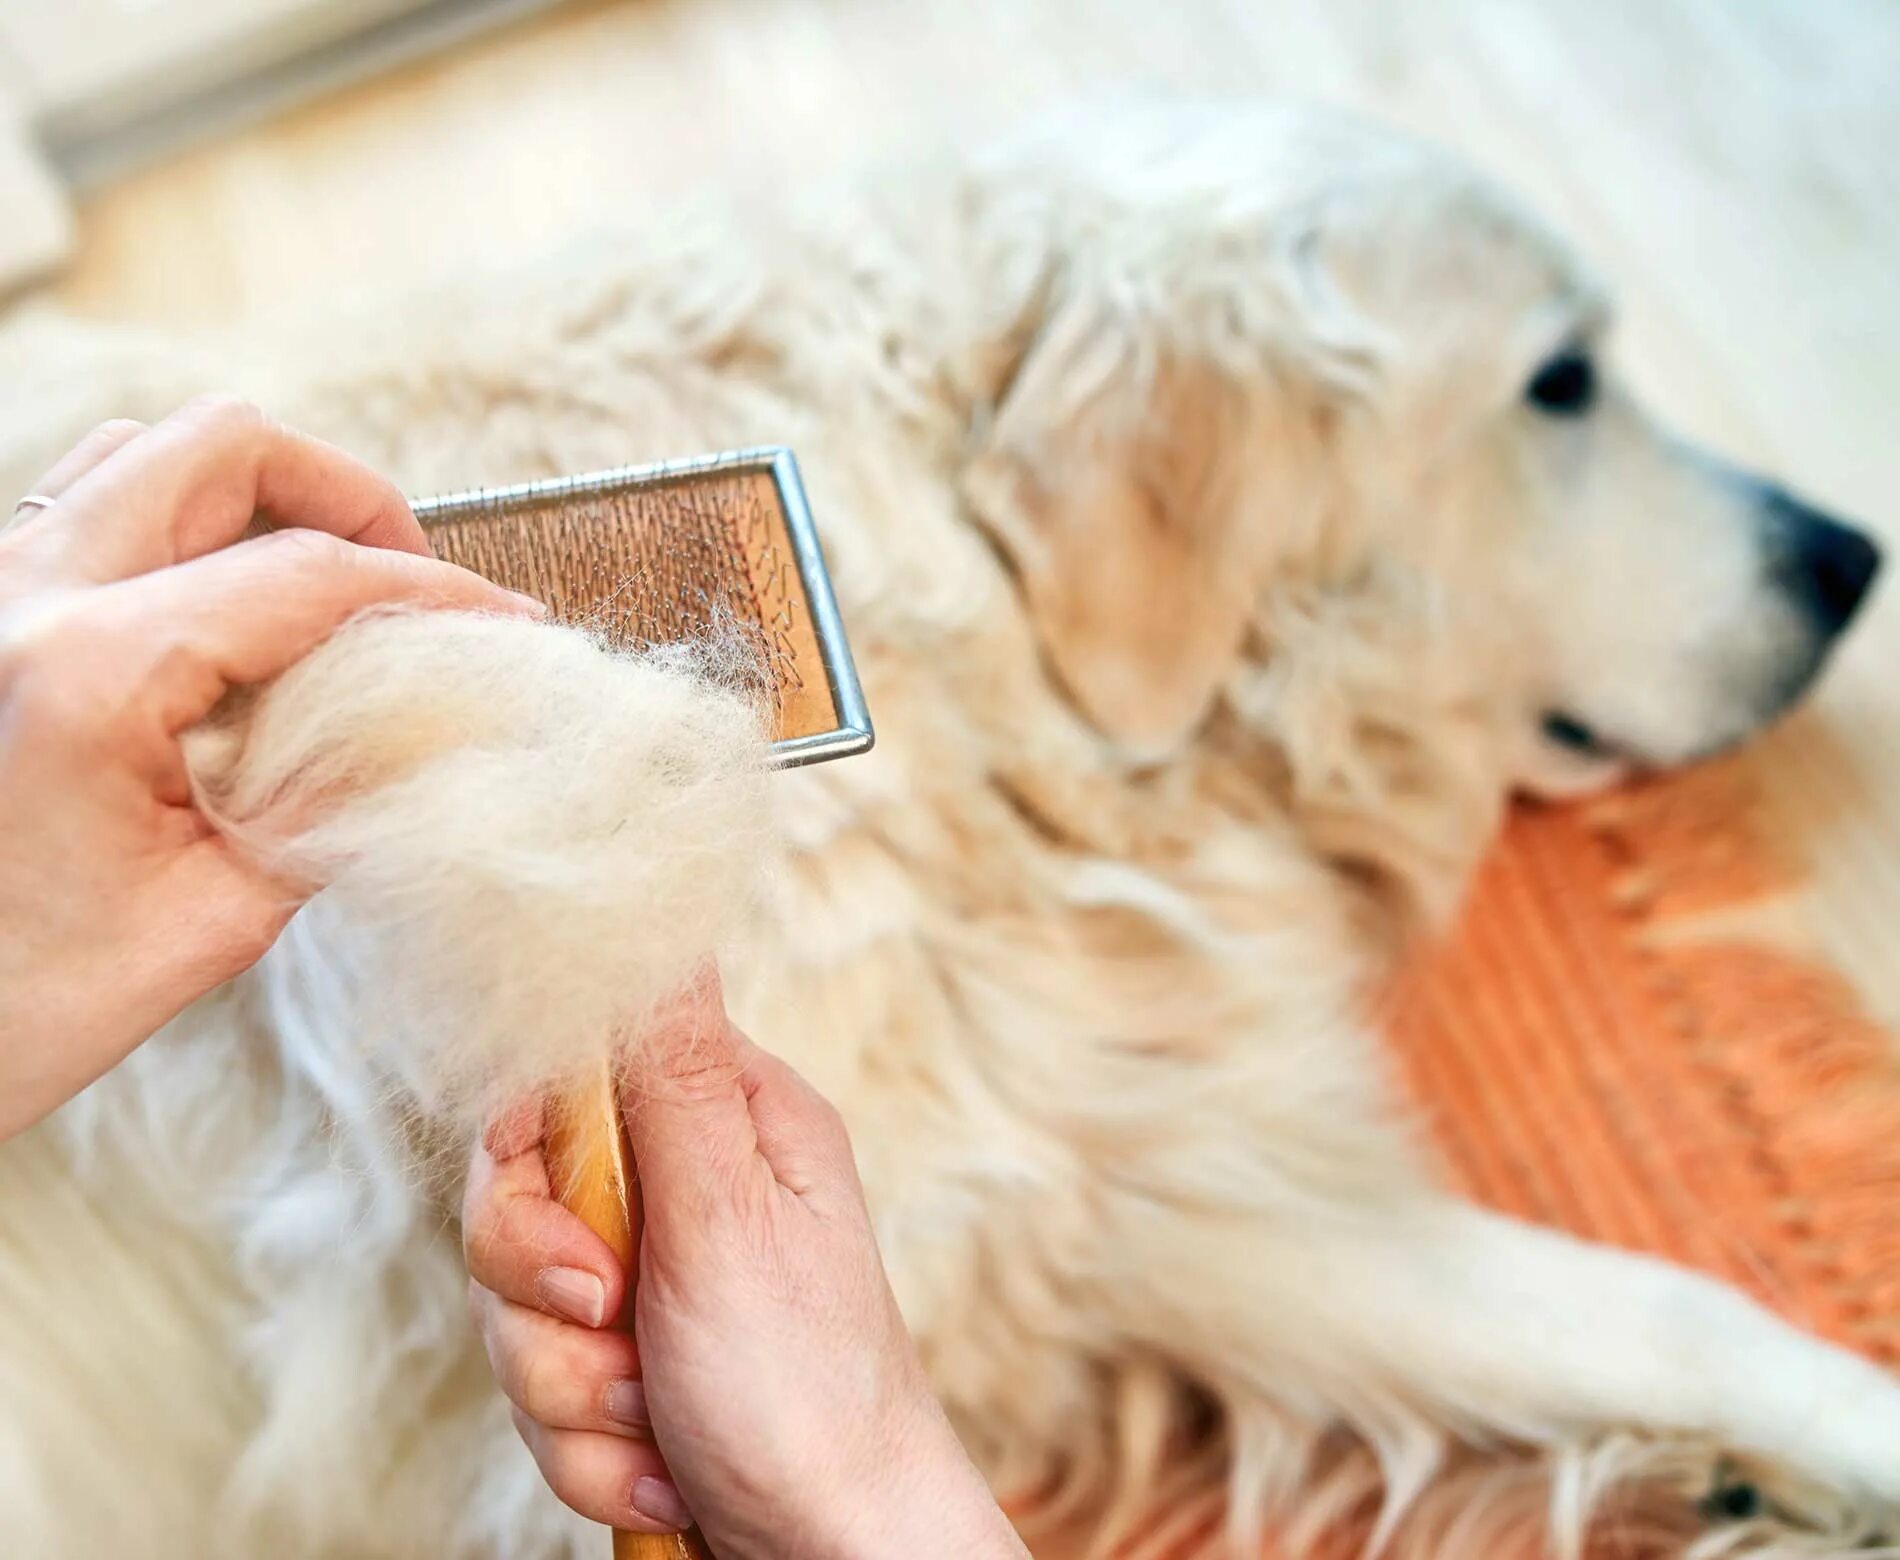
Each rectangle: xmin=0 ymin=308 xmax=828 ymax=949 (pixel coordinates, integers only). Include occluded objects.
xmin=1388 ymin=760 xmax=1900 ymax=1369
xmin=1052 ymin=760 xmax=1900 ymax=1558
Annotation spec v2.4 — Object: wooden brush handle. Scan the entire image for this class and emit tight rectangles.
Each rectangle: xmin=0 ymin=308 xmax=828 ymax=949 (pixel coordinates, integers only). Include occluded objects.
xmin=544 ymin=1065 xmax=716 ymax=1560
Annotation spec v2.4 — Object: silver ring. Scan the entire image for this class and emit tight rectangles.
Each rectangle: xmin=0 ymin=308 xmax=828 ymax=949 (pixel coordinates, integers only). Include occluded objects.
xmin=11 ymin=493 xmax=56 ymax=517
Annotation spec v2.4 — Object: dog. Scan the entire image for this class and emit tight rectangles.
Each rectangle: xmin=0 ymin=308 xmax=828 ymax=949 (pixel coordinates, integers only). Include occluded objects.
xmin=0 ymin=101 xmax=1890 ymax=1558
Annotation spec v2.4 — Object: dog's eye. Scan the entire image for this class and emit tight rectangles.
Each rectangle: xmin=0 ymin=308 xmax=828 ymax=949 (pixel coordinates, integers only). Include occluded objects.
xmin=1525 ymin=351 xmax=1597 ymax=415
xmin=1541 ymin=711 xmax=1609 ymax=756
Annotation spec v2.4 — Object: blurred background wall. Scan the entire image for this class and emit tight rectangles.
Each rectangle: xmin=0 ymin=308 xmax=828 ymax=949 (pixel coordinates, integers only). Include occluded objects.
xmin=3 ymin=0 xmax=1897 ymax=1016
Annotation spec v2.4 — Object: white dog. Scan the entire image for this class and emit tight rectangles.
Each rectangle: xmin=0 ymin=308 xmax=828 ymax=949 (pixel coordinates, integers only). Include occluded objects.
xmin=0 ymin=102 xmax=1890 ymax=1558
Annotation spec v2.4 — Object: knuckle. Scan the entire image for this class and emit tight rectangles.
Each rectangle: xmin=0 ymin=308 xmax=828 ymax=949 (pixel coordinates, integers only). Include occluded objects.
xmin=256 ymin=524 xmax=352 ymax=573
xmin=87 ymin=417 xmax=147 ymax=447
xmin=798 ymin=1081 xmax=851 ymax=1149
xmin=663 ymin=1056 xmax=745 ymax=1107
xmin=2 ymin=660 xmax=74 ymax=735
xmin=459 ymin=1170 xmax=497 ymax=1244
xmin=0 ymin=603 xmax=112 ymax=731
xmin=512 ymin=1337 xmax=559 ymax=1418
xmin=539 ymin=1444 xmax=622 ymax=1526
xmin=547 ymin=1468 xmax=603 ymax=1523
xmin=508 ymin=1405 xmax=544 ymax=1461
xmin=462 ymin=1201 xmax=506 ymax=1276
xmin=0 ymin=607 xmax=67 ymax=674
xmin=811 ymin=1091 xmax=849 ymax=1138
xmin=462 ymin=1196 xmax=546 ymax=1291
xmin=175 ymin=393 xmax=269 ymax=441
xmin=211 ymin=903 xmax=288 ymax=975
xmin=458 ymin=1167 xmax=488 ymax=1246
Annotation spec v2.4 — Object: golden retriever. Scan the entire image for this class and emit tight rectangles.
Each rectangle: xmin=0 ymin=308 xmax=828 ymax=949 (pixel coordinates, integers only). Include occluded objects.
xmin=0 ymin=101 xmax=1889 ymax=1558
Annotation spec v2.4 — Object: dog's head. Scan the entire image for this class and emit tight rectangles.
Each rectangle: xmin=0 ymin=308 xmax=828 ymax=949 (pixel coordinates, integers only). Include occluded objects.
xmin=963 ymin=106 xmax=1879 ymax=912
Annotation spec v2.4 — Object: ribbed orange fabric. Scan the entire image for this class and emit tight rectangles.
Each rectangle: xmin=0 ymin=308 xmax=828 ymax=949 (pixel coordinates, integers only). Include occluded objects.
xmin=1385 ymin=758 xmax=1899 ymax=1371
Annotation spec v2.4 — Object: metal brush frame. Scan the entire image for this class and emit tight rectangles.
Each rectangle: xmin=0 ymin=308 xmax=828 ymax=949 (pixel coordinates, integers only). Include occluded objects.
xmin=411 ymin=446 xmax=874 ymax=770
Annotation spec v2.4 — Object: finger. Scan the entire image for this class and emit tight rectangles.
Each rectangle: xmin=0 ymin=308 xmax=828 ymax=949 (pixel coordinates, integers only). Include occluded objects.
xmin=20 ymin=419 xmax=149 ymax=508
xmin=0 ymin=420 xmax=150 ymax=594
xmin=619 ymin=969 xmax=761 ymax=1227
xmin=34 ymin=396 xmax=433 ymax=583
xmin=464 ymin=1127 xmax=626 ymax=1327
xmin=741 ymin=1044 xmax=863 ymax=1205
xmin=484 ymin=1095 xmax=548 ymax=1162
xmin=511 ymin=1412 xmax=691 ymax=1534
xmin=104 ymin=526 xmax=542 ymax=733
xmin=474 ymin=1289 xmax=648 ymax=1437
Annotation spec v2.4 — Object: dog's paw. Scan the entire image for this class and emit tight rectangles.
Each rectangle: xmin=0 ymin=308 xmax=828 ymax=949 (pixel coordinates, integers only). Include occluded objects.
xmin=1682 ymin=1458 xmax=1898 ymax=1557
xmin=1519 ymin=1439 xmax=1900 ymax=1559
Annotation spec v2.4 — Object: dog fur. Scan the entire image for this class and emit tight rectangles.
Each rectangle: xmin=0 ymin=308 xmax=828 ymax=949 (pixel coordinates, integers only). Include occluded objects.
xmin=0 ymin=102 xmax=1893 ymax=1558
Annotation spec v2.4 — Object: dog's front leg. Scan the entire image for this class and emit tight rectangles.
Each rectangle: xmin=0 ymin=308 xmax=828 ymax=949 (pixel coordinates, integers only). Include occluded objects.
xmin=1109 ymin=1194 xmax=1900 ymax=1522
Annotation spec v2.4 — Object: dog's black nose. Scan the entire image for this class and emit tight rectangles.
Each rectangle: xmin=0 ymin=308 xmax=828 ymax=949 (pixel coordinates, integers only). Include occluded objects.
xmin=1766 ymin=487 xmax=1883 ymax=636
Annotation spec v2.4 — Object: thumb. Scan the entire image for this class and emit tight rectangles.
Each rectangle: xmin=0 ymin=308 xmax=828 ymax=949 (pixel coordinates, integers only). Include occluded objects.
xmin=619 ymin=966 xmax=758 ymax=1223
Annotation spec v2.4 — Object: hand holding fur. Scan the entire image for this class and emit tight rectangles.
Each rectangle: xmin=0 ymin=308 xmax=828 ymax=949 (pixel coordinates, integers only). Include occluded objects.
xmin=0 ymin=401 xmax=536 ymax=1143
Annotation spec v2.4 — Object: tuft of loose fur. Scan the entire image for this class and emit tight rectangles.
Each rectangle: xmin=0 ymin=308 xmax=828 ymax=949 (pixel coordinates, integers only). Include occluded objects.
xmin=182 ymin=608 xmax=775 ymax=1139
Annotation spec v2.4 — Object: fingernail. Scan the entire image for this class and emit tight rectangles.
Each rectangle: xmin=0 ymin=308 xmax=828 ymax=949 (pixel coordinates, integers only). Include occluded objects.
xmin=631 ymin=1476 xmax=690 ymax=1530
xmin=605 ymin=1378 xmax=650 ymax=1429
xmin=507 ymin=590 xmax=550 ymax=616
xmin=535 ymin=1266 xmax=607 ymax=1327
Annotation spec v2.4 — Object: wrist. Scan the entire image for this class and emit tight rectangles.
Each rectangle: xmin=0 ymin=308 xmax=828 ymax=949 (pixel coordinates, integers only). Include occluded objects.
xmin=829 ymin=1395 xmax=1025 ymax=1560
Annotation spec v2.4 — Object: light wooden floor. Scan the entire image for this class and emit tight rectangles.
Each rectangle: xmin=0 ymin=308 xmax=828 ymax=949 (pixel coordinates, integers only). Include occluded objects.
xmin=33 ymin=0 xmax=1900 ymax=1016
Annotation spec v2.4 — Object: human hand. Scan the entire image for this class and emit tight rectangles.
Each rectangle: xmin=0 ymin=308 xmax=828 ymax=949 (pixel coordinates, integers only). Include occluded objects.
xmin=463 ymin=974 xmax=1026 ymax=1560
xmin=0 ymin=399 xmax=542 ymax=1143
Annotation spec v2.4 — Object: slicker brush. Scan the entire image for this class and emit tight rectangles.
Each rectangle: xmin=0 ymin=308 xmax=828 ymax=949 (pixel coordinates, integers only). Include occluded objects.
xmin=418 ymin=449 xmax=872 ymax=1560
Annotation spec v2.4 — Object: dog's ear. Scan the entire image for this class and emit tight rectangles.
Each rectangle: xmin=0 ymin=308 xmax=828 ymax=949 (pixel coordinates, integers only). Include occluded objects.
xmin=963 ymin=278 xmax=1344 ymax=759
